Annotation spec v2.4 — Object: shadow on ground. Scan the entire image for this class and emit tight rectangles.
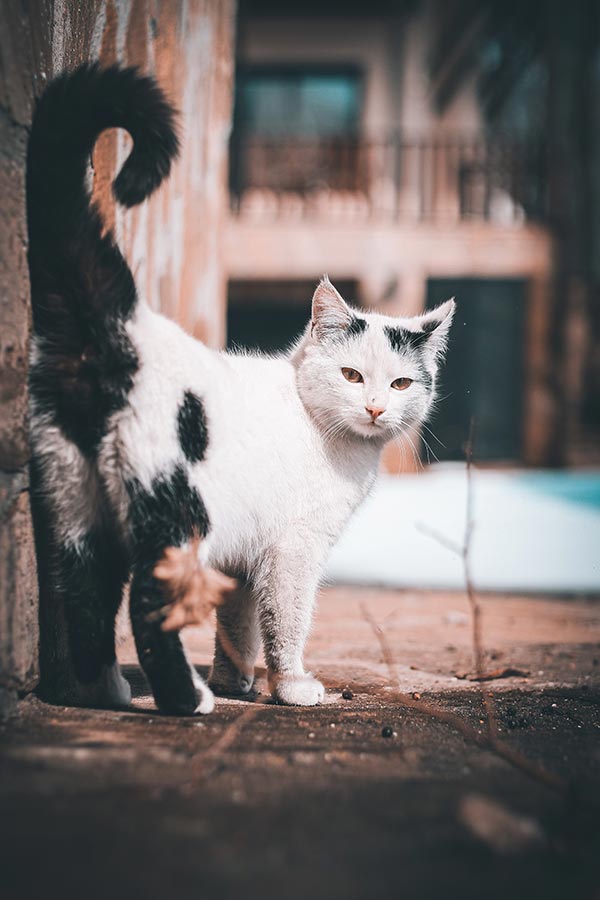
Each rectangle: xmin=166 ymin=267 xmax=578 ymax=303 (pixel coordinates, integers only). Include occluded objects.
xmin=1 ymin=589 xmax=599 ymax=900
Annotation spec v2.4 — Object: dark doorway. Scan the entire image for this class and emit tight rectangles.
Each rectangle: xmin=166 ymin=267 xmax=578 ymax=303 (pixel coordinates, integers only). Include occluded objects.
xmin=426 ymin=278 xmax=527 ymax=462
xmin=227 ymin=279 xmax=360 ymax=354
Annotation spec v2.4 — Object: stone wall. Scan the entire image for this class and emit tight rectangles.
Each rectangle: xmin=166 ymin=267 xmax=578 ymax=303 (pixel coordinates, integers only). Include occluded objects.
xmin=0 ymin=0 xmax=236 ymax=714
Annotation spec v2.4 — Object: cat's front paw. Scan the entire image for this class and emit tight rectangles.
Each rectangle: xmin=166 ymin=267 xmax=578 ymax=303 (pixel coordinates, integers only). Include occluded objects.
xmin=269 ymin=671 xmax=325 ymax=706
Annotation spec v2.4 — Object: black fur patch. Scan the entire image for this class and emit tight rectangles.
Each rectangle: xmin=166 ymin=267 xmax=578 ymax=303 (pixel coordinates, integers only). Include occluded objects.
xmin=419 ymin=369 xmax=434 ymax=390
xmin=346 ymin=316 xmax=368 ymax=337
xmin=130 ymin=565 xmax=202 ymax=716
xmin=127 ymin=465 xmax=210 ymax=561
xmin=55 ymin=529 xmax=128 ymax=685
xmin=29 ymin=329 xmax=139 ymax=457
xmin=177 ymin=391 xmax=209 ymax=463
xmin=27 ymin=65 xmax=179 ymax=457
xmin=127 ymin=466 xmax=210 ymax=715
xmin=384 ymin=321 xmax=438 ymax=353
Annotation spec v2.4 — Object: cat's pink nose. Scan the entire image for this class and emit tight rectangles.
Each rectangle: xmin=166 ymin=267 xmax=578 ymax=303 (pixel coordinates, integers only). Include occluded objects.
xmin=366 ymin=405 xmax=385 ymax=421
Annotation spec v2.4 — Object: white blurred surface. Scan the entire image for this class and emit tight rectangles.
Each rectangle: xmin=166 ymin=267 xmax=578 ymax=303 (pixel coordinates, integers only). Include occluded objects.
xmin=326 ymin=468 xmax=600 ymax=593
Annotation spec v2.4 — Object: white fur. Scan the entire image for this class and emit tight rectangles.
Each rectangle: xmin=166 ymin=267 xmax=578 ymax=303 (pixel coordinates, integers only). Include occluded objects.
xmin=70 ymin=660 xmax=132 ymax=709
xmin=31 ymin=279 xmax=453 ymax=711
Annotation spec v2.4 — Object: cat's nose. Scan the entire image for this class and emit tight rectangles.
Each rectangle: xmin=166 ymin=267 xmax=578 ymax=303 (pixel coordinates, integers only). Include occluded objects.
xmin=365 ymin=405 xmax=385 ymax=421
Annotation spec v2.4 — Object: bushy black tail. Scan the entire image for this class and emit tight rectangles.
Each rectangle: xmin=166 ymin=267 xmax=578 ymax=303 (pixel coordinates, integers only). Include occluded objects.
xmin=27 ymin=64 xmax=179 ymax=455
xmin=28 ymin=62 xmax=178 ymax=225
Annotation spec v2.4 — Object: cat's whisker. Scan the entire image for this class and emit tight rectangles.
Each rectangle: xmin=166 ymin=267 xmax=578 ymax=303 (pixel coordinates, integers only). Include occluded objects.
xmin=400 ymin=429 xmax=424 ymax=472
xmin=421 ymin=421 xmax=446 ymax=449
xmin=416 ymin=428 xmax=440 ymax=465
xmin=397 ymin=436 xmax=408 ymax=475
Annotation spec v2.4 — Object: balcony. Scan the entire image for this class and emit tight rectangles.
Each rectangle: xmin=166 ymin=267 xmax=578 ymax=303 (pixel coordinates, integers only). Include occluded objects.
xmin=229 ymin=134 xmax=548 ymax=225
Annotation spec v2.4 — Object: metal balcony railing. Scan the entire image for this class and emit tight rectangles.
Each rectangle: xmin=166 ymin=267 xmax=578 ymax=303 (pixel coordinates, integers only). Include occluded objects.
xmin=229 ymin=134 xmax=548 ymax=224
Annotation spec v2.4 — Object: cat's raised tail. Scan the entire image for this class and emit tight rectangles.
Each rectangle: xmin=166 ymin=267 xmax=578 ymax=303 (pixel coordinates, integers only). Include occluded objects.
xmin=28 ymin=63 xmax=178 ymax=223
xmin=27 ymin=65 xmax=179 ymax=453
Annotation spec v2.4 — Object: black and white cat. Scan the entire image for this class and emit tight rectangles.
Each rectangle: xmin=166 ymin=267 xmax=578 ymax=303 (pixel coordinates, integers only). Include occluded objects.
xmin=27 ymin=65 xmax=454 ymax=715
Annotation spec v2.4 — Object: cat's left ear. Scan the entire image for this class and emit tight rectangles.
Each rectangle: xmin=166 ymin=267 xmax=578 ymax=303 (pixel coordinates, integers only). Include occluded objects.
xmin=414 ymin=298 xmax=455 ymax=357
xmin=311 ymin=276 xmax=353 ymax=341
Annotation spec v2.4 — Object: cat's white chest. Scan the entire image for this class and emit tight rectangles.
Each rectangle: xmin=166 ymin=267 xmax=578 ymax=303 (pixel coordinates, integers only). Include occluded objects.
xmin=190 ymin=355 xmax=377 ymax=568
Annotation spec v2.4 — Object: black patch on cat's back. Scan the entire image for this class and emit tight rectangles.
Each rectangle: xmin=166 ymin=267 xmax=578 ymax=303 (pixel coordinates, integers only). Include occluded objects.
xmin=347 ymin=316 xmax=368 ymax=338
xmin=384 ymin=322 xmax=436 ymax=353
xmin=177 ymin=390 xmax=209 ymax=462
xmin=127 ymin=465 xmax=210 ymax=561
xmin=29 ymin=327 xmax=139 ymax=458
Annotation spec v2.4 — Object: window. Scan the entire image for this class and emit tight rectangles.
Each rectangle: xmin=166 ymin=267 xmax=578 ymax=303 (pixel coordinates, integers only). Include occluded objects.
xmin=235 ymin=67 xmax=362 ymax=137
xmin=230 ymin=66 xmax=364 ymax=196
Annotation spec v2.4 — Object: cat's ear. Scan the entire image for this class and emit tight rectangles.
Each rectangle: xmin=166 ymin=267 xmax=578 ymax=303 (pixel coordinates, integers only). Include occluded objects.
xmin=311 ymin=276 xmax=353 ymax=341
xmin=415 ymin=298 xmax=455 ymax=358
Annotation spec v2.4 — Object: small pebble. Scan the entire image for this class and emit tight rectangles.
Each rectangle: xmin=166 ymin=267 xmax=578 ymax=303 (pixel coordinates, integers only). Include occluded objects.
xmin=381 ymin=726 xmax=395 ymax=738
xmin=412 ymin=692 xmax=421 ymax=700
xmin=342 ymin=689 xmax=354 ymax=700
xmin=308 ymin=732 xmax=315 ymax=739
xmin=506 ymin=715 xmax=530 ymax=730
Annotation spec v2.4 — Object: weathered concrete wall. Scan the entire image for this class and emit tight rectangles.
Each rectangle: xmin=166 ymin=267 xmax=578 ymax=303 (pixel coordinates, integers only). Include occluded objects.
xmin=0 ymin=0 xmax=235 ymax=714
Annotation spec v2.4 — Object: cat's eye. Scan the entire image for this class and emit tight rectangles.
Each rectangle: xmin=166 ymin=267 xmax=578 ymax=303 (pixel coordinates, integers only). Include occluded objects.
xmin=341 ymin=367 xmax=363 ymax=383
xmin=391 ymin=377 xmax=413 ymax=391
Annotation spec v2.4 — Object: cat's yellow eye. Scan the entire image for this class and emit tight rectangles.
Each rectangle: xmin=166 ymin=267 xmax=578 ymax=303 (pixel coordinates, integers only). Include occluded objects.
xmin=342 ymin=367 xmax=363 ymax=384
xmin=391 ymin=377 xmax=413 ymax=391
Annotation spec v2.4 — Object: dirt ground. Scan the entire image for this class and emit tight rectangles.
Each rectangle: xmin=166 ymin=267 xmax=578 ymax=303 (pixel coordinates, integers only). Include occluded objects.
xmin=1 ymin=588 xmax=599 ymax=900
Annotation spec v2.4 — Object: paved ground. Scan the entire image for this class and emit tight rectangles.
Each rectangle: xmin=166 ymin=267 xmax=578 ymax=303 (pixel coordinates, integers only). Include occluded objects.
xmin=1 ymin=588 xmax=600 ymax=900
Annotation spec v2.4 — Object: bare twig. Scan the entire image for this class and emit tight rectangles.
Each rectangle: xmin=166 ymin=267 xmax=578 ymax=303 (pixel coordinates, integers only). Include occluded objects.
xmin=415 ymin=521 xmax=462 ymax=556
xmin=457 ymin=667 xmax=530 ymax=682
xmin=461 ymin=421 xmax=499 ymax=738
xmin=361 ymin=603 xmax=565 ymax=792
xmin=370 ymin=417 xmax=566 ymax=793
xmin=418 ymin=421 xmax=497 ymax=736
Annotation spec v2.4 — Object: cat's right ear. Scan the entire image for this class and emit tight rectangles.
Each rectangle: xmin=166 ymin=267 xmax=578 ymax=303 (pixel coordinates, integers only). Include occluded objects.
xmin=311 ymin=276 xmax=353 ymax=341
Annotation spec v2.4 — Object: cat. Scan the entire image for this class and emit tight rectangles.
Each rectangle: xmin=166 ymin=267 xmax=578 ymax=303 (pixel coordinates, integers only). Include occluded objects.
xmin=27 ymin=64 xmax=454 ymax=716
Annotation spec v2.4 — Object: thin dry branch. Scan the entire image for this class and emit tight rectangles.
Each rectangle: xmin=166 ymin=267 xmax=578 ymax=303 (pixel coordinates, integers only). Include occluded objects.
xmin=361 ymin=603 xmax=565 ymax=792
xmin=418 ymin=422 xmax=497 ymax=734
xmin=373 ymin=417 xmax=566 ymax=793
xmin=461 ymin=421 xmax=498 ymax=737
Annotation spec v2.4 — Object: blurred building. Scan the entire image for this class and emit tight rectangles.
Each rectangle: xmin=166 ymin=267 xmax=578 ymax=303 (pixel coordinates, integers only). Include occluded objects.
xmin=224 ymin=0 xmax=600 ymax=470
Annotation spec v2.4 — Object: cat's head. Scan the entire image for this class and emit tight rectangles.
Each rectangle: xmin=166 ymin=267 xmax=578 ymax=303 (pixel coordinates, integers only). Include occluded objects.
xmin=293 ymin=277 xmax=454 ymax=443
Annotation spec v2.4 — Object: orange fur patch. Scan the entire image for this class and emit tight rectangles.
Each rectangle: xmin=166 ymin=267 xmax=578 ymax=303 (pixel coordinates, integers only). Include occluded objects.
xmin=152 ymin=538 xmax=237 ymax=632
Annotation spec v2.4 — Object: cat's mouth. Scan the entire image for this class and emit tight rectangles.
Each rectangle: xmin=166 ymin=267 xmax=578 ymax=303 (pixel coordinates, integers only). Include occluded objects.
xmin=352 ymin=419 xmax=388 ymax=439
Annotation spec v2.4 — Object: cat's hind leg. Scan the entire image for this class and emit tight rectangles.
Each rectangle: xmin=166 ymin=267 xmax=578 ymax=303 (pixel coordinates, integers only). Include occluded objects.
xmin=127 ymin=466 xmax=214 ymax=716
xmin=57 ymin=530 xmax=131 ymax=709
xmin=31 ymin=433 xmax=131 ymax=710
xmin=208 ymin=578 xmax=260 ymax=696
